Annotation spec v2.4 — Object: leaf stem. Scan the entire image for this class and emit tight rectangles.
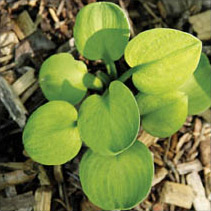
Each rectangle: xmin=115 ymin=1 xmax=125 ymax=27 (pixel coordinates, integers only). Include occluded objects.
xmin=118 ymin=65 xmax=141 ymax=82
xmin=104 ymin=60 xmax=118 ymax=79
xmin=83 ymin=73 xmax=104 ymax=91
xmin=96 ymin=70 xmax=110 ymax=87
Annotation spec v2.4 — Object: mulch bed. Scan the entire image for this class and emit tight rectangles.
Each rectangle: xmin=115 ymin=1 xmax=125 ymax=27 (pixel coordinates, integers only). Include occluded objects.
xmin=0 ymin=0 xmax=210 ymax=210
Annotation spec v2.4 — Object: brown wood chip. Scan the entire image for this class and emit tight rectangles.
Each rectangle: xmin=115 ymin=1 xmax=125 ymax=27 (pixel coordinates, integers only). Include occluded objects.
xmin=0 ymin=76 xmax=27 ymax=127
xmin=160 ymin=181 xmax=195 ymax=209
xmin=138 ymin=130 xmax=158 ymax=147
xmin=189 ymin=10 xmax=211 ymax=40
xmin=15 ymin=10 xmax=36 ymax=38
xmin=34 ymin=187 xmax=52 ymax=211
xmin=152 ymin=167 xmax=168 ymax=186
xmin=12 ymin=68 xmax=36 ymax=96
xmin=0 ymin=191 xmax=34 ymax=211
xmin=0 ymin=170 xmax=36 ymax=190
xmin=187 ymin=171 xmax=210 ymax=211
xmin=176 ymin=159 xmax=203 ymax=175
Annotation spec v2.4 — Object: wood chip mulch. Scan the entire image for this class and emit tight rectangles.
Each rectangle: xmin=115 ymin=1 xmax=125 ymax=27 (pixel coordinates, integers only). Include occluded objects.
xmin=0 ymin=0 xmax=210 ymax=210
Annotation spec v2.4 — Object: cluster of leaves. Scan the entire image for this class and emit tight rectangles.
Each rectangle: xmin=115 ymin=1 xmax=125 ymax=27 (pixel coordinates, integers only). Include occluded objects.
xmin=22 ymin=2 xmax=211 ymax=210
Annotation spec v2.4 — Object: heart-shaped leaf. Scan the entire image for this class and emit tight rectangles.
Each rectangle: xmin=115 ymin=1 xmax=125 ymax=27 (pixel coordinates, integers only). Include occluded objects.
xmin=125 ymin=28 xmax=202 ymax=94
xmin=79 ymin=141 xmax=154 ymax=210
xmin=39 ymin=53 xmax=102 ymax=105
xmin=23 ymin=101 xmax=81 ymax=165
xmin=78 ymin=81 xmax=140 ymax=155
xmin=74 ymin=2 xmax=130 ymax=61
xmin=136 ymin=91 xmax=188 ymax=137
xmin=179 ymin=53 xmax=211 ymax=115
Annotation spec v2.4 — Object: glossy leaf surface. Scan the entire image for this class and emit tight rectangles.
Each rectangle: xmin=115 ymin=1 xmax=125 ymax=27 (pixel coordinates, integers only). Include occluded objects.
xmin=78 ymin=81 xmax=140 ymax=155
xmin=39 ymin=53 xmax=87 ymax=105
xmin=136 ymin=91 xmax=188 ymax=137
xmin=80 ymin=141 xmax=154 ymax=210
xmin=23 ymin=101 xmax=81 ymax=165
xmin=179 ymin=53 xmax=211 ymax=115
xmin=74 ymin=2 xmax=130 ymax=61
xmin=125 ymin=28 xmax=202 ymax=94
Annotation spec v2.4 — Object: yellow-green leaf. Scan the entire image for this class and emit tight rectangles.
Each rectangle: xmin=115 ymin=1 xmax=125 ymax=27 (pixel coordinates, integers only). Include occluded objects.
xmin=39 ymin=53 xmax=87 ymax=105
xmin=23 ymin=101 xmax=81 ymax=165
xmin=79 ymin=141 xmax=154 ymax=210
xmin=136 ymin=91 xmax=188 ymax=137
xmin=179 ymin=53 xmax=211 ymax=115
xmin=74 ymin=2 xmax=130 ymax=61
xmin=78 ymin=81 xmax=140 ymax=155
xmin=125 ymin=28 xmax=202 ymax=94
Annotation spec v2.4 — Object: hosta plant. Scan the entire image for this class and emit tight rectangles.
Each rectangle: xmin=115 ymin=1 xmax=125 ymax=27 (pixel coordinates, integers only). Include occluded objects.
xmin=23 ymin=2 xmax=211 ymax=210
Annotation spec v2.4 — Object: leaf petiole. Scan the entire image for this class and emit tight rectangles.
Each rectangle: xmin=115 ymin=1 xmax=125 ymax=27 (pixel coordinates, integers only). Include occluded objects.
xmin=118 ymin=65 xmax=141 ymax=82
xmin=83 ymin=73 xmax=104 ymax=91
xmin=104 ymin=59 xmax=118 ymax=79
xmin=96 ymin=70 xmax=110 ymax=87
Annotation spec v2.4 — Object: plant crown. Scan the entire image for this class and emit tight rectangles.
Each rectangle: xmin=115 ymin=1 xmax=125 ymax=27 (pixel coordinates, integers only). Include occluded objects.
xmin=23 ymin=2 xmax=211 ymax=210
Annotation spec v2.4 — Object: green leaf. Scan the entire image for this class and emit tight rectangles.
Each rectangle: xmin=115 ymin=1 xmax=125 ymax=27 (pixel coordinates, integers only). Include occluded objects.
xmin=74 ymin=2 xmax=130 ymax=61
xmin=78 ymin=81 xmax=140 ymax=155
xmin=179 ymin=53 xmax=211 ymax=115
xmin=39 ymin=53 xmax=88 ymax=105
xmin=136 ymin=91 xmax=188 ymax=137
xmin=23 ymin=101 xmax=81 ymax=165
xmin=125 ymin=28 xmax=202 ymax=94
xmin=79 ymin=141 xmax=154 ymax=210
